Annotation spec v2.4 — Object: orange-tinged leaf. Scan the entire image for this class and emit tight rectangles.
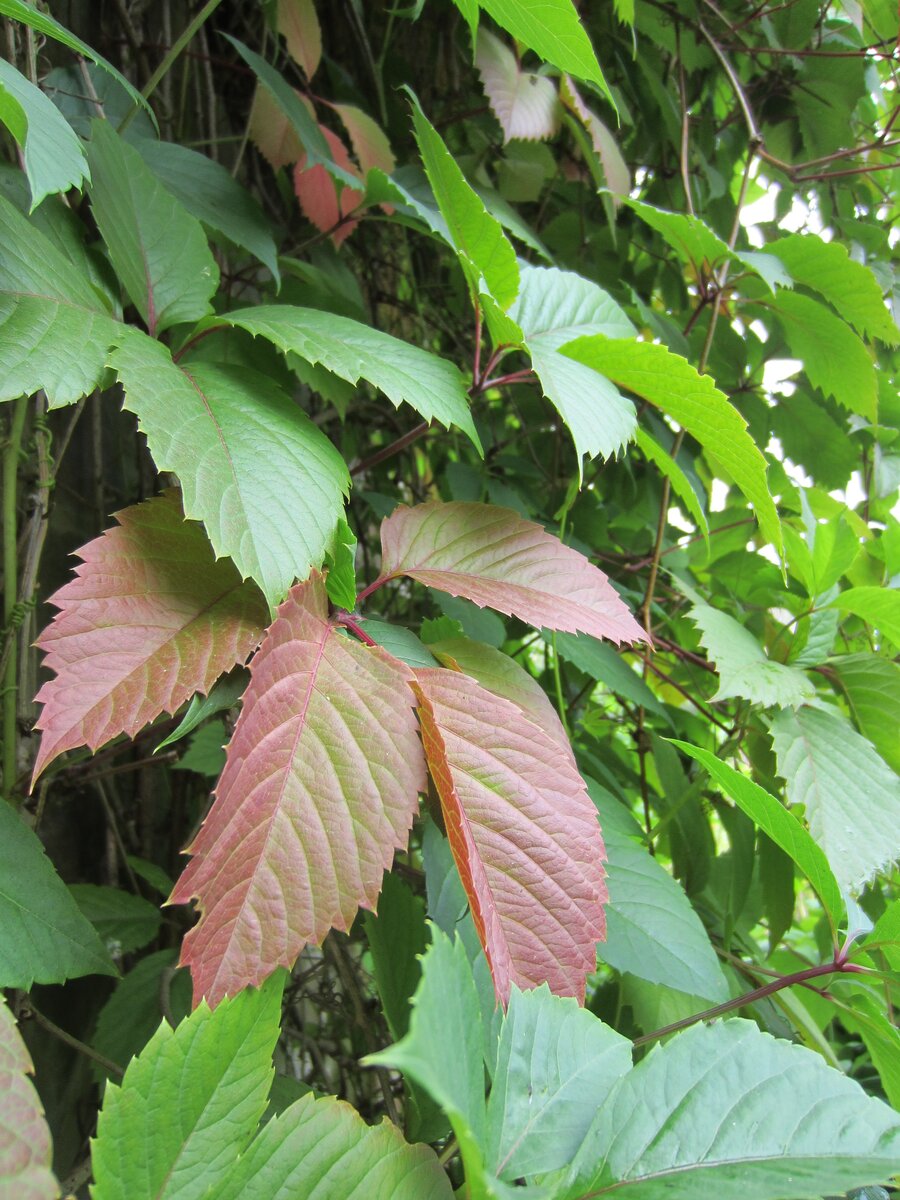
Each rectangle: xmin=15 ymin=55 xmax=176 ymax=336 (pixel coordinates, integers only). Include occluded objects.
xmin=293 ymin=124 xmax=362 ymax=246
xmin=374 ymin=501 xmax=646 ymax=645
xmin=476 ymin=29 xmax=562 ymax=143
xmin=32 ymin=492 xmax=267 ymax=783
xmin=329 ymin=102 xmax=396 ymax=174
xmin=413 ymin=667 xmax=606 ymax=1003
xmin=277 ymin=0 xmax=321 ymax=80
xmin=171 ymin=575 xmax=426 ymax=1006
xmin=249 ymin=84 xmax=304 ymax=169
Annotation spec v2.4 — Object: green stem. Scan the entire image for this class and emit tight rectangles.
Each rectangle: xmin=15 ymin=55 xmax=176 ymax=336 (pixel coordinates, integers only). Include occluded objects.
xmin=119 ymin=0 xmax=225 ymax=131
xmin=3 ymin=396 xmax=27 ymax=803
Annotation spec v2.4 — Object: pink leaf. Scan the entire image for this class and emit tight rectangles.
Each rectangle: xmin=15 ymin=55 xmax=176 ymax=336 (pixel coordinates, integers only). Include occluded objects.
xmin=413 ymin=667 xmax=607 ymax=1003
xmin=0 ymin=999 xmax=57 ymax=1200
xmin=475 ymin=29 xmax=562 ymax=143
xmin=171 ymin=575 xmax=426 ymax=1006
xmin=373 ymin=501 xmax=646 ymax=644
xmin=277 ymin=0 xmax=322 ymax=80
xmin=293 ymin=124 xmax=363 ymax=247
xmin=32 ymin=491 xmax=268 ymax=784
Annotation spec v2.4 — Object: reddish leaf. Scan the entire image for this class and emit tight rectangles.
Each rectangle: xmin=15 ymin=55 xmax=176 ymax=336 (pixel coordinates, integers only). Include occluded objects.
xmin=249 ymin=85 xmax=305 ymax=169
xmin=374 ymin=501 xmax=646 ymax=644
xmin=476 ymin=29 xmax=562 ymax=143
xmin=329 ymin=102 xmax=396 ymax=174
xmin=32 ymin=492 xmax=267 ymax=783
xmin=171 ymin=575 xmax=425 ymax=1006
xmin=0 ymin=998 xmax=57 ymax=1200
xmin=277 ymin=0 xmax=321 ymax=80
xmin=293 ymin=124 xmax=363 ymax=247
xmin=413 ymin=667 xmax=607 ymax=1003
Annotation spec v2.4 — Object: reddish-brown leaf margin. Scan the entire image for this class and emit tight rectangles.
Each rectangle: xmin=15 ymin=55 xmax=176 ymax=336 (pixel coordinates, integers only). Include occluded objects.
xmin=171 ymin=574 xmax=426 ymax=1006
xmin=32 ymin=490 xmax=268 ymax=784
xmin=412 ymin=666 xmax=607 ymax=1004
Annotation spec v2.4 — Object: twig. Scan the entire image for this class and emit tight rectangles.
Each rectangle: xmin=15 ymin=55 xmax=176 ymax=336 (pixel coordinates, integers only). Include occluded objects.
xmin=19 ymin=999 xmax=124 ymax=1078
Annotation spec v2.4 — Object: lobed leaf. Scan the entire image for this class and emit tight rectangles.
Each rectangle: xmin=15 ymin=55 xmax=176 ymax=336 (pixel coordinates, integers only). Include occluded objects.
xmin=112 ymin=329 xmax=350 ymax=608
xmin=0 ymin=997 xmax=58 ymax=1200
xmin=375 ymin=501 xmax=646 ymax=644
xmin=33 ymin=491 xmax=267 ymax=782
xmin=412 ymin=666 xmax=607 ymax=1003
xmin=172 ymin=576 xmax=426 ymax=1006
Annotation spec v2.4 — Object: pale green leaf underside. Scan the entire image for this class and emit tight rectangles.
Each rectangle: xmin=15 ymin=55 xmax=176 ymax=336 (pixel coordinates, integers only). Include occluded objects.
xmin=690 ymin=603 xmax=814 ymax=708
xmin=562 ymin=337 xmax=782 ymax=554
xmin=530 ymin=345 xmax=636 ymax=467
xmin=562 ymin=1019 xmax=900 ymax=1200
xmin=87 ymin=120 xmax=219 ymax=337
xmin=226 ymin=304 xmax=481 ymax=448
xmin=0 ymin=191 xmax=117 ymax=407
xmin=91 ymin=976 xmax=284 ymax=1200
xmin=0 ymin=58 xmax=89 ymax=209
xmin=0 ymin=800 xmax=116 ymax=990
xmin=111 ymin=329 xmax=349 ymax=607
xmin=771 ymin=705 xmax=900 ymax=893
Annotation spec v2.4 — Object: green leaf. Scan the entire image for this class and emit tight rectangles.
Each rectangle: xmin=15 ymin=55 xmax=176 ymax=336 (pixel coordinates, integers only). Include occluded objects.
xmin=828 ymin=586 xmax=900 ymax=650
xmin=486 ymin=984 xmax=632 ymax=1180
xmin=550 ymin=632 xmax=666 ymax=716
xmin=624 ymin=200 xmax=730 ymax=275
xmin=868 ymin=899 xmax=900 ymax=973
xmin=0 ymin=995 xmax=58 ymax=1200
xmin=478 ymin=0 xmax=613 ymax=106
xmin=0 ymin=800 xmax=116 ymax=989
xmin=366 ymin=926 xmax=488 ymax=1184
xmin=589 ymin=782 xmax=729 ymax=1002
xmin=216 ymin=1092 xmax=453 ymax=1200
xmin=226 ymin=305 xmax=481 ymax=449
xmin=768 ymin=232 xmax=900 ymax=345
xmin=0 ymin=0 xmax=153 ymax=124
xmin=509 ymin=264 xmax=637 ymax=468
xmin=69 ymin=884 xmax=161 ymax=956
xmin=132 ymin=137 xmax=280 ymax=285
xmin=155 ymin=669 xmax=248 ymax=753
xmin=357 ymin=618 xmax=440 ymax=667
xmin=635 ymin=427 xmax=709 ymax=545
xmin=111 ymin=329 xmax=349 ymax=608
xmin=771 ymin=705 xmax=900 ymax=894
xmin=769 ymin=291 xmax=877 ymax=421
xmin=172 ymin=720 xmax=227 ymax=777
xmin=561 ymin=1018 xmax=900 ymax=1199
xmin=689 ymin=603 xmax=814 ymax=708
xmin=836 ymin=990 xmax=900 ymax=1109
xmin=671 ymin=740 xmax=844 ymax=935
xmin=407 ymin=90 xmax=519 ymax=309
xmin=0 ymin=58 xmax=89 ymax=209
xmin=561 ymin=337 xmax=782 ymax=555
xmin=0 ymin=191 xmax=117 ymax=406
xmin=91 ymin=973 xmax=285 ymax=1200
xmin=87 ymin=120 xmax=218 ymax=337
xmin=363 ymin=872 xmax=428 ymax=1042
xmin=324 ymin=516 xmax=358 ymax=611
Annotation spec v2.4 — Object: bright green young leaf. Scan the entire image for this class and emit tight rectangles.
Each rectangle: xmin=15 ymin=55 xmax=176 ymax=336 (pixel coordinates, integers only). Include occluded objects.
xmin=215 ymin=1093 xmax=453 ymax=1200
xmin=478 ymin=0 xmax=613 ymax=106
xmin=689 ymin=603 xmax=814 ymax=708
xmin=132 ymin=138 xmax=280 ymax=284
xmin=671 ymin=740 xmax=844 ymax=934
xmin=0 ymin=58 xmax=89 ymax=209
xmin=0 ymin=996 xmax=58 ymax=1200
xmin=0 ymin=800 xmax=116 ymax=990
xmin=111 ymin=329 xmax=350 ymax=607
xmin=561 ymin=1019 xmax=900 ymax=1199
xmin=226 ymin=305 xmax=481 ymax=448
xmin=635 ymin=427 xmax=709 ymax=544
xmin=625 ymin=200 xmax=730 ymax=275
xmin=771 ymin=705 xmax=900 ymax=894
xmin=830 ymin=653 xmax=900 ymax=774
xmin=324 ymin=517 xmax=358 ymax=611
xmin=0 ymin=0 xmax=153 ymax=122
xmin=590 ymin=782 xmax=729 ymax=1002
xmin=561 ymin=337 xmax=782 ymax=554
xmin=407 ymin=91 xmax=519 ymax=309
xmin=486 ymin=984 xmax=632 ymax=1181
xmin=769 ymin=291 xmax=877 ymax=421
xmin=0 ymin=191 xmax=117 ymax=406
xmin=367 ymin=926 xmax=488 ymax=1185
xmin=87 ymin=121 xmax=218 ymax=336
xmin=768 ymin=232 xmax=900 ymax=344
xmin=69 ymin=884 xmax=161 ymax=956
xmin=828 ymin=586 xmax=900 ymax=650
xmin=91 ymin=973 xmax=285 ymax=1200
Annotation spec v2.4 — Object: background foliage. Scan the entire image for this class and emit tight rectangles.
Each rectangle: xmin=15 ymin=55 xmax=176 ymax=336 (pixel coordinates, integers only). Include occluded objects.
xmin=1 ymin=0 xmax=899 ymax=1196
